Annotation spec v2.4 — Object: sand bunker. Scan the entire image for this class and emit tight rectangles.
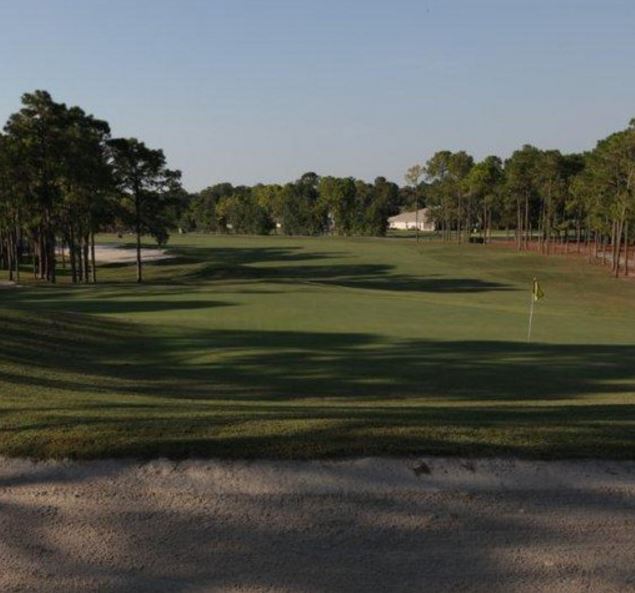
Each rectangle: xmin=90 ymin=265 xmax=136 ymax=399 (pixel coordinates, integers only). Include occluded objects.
xmin=0 ymin=456 xmax=633 ymax=592
xmin=93 ymin=244 xmax=173 ymax=264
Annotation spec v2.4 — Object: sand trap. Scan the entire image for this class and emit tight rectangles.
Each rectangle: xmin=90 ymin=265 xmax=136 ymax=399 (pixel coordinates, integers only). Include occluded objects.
xmin=0 ymin=456 xmax=633 ymax=592
xmin=0 ymin=280 xmax=17 ymax=289
xmin=93 ymin=244 xmax=173 ymax=264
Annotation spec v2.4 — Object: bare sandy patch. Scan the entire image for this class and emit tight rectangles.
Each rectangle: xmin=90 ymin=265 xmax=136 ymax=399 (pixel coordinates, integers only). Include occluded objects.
xmin=0 ymin=456 xmax=633 ymax=593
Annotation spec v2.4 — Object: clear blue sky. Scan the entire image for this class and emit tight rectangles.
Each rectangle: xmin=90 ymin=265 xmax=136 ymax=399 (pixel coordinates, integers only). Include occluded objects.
xmin=1 ymin=0 xmax=634 ymax=190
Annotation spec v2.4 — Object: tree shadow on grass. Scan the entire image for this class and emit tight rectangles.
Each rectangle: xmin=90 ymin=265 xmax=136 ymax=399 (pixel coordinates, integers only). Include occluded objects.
xmin=182 ymin=261 xmax=512 ymax=294
xmin=24 ymin=299 xmax=232 ymax=316
xmin=6 ymin=242 xmax=515 ymax=294
xmin=0 ymin=306 xmax=634 ymax=459
xmin=95 ymin=243 xmax=515 ymax=294
xmin=127 ymin=329 xmax=635 ymax=403
xmin=198 ymin=265 xmax=512 ymax=293
xmin=2 ymin=308 xmax=635 ymax=405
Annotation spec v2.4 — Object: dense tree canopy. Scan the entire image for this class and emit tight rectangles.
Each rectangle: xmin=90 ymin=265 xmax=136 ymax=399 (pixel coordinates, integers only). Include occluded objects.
xmin=0 ymin=91 xmax=182 ymax=283
xmin=185 ymin=174 xmax=401 ymax=237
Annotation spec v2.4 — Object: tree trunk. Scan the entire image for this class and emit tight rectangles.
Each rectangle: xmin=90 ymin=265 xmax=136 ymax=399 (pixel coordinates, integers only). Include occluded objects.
xmin=69 ymin=227 xmax=77 ymax=284
xmin=593 ymin=232 xmax=598 ymax=261
xmin=524 ymin=191 xmax=530 ymax=250
xmin=457 ymin=193 xmax=462 ymax=245
xmin=516 ymin=198 xmax=522 ymax=250
xmin=610 ymin=220 xmax=617 ymax=270
xmin=545 ymin=193 xmax=552 ymax=256
xmin=77 ymin=230 xmax=84 ymax=283
xmin=625 ymin=222 xmax=630 ymax=277
xmin=614 ymin=207 xmax=627 ymax=277
xmin=615 ymin=225 xmax=623 ymax=278
xmin=38 ymin=231 xmax=45 ymax=279
xmin=49 ymin=235 xmax=56 ymax=283
xmin=13 ymin=221 xmax=20 ymax=284
xmin=83 ymin=233 xmax=90 ymax=283
xmin=32 ymin=238 xmax=37 ymax=278
xmin=7 ymin=234 xmax=14 ymax=282
xmin=135 ymin=192 xmax=143 ymax=283
xmin=91 ymin=232 xmax=97 ymax=283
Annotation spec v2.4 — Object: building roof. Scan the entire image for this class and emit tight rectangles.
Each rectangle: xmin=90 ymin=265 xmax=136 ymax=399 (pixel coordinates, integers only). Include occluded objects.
xmin=388 ymin=208 xmax=430 ymax=223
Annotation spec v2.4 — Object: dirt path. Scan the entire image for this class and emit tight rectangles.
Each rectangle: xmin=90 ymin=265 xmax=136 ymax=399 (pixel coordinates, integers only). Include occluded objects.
xmin=0 ymin=457 xmax=633 ymax=593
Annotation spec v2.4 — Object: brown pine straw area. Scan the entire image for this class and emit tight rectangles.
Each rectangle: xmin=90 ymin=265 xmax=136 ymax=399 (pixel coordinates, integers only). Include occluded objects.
xmin=489 ymin=238 xmax=635 ymax=278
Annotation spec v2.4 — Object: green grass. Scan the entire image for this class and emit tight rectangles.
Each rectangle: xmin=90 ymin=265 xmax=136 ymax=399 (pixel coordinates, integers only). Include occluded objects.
xmin=1 ymin=233 xmax=634 ymax=459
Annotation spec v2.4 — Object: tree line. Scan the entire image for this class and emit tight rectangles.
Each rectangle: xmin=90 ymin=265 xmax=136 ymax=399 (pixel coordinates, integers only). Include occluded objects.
xmin=408 ymin=120 xmax=635 ymax=277
xmin=0 ymin=90 xmax=183 ymax=284
xmin=182 ymin=173 xmax=404 ymax=237
xmin=0 ymin=91 xmax=410 ymax=286
xmin=2 ymin=90 xmax=634 ymax=283
xmin=184 ymin=121 xmax=635 ymax=279
xmin=180 ymin=120 xmax=635 ymax=275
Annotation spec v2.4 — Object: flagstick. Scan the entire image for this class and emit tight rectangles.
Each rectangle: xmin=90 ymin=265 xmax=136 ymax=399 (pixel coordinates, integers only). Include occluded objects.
xmin=527 ymin=293 xmax=535 ymax=342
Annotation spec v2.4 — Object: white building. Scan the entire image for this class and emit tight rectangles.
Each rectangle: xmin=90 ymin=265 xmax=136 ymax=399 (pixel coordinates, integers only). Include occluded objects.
xmin=388 ymin=208 xmax=435 ymax=231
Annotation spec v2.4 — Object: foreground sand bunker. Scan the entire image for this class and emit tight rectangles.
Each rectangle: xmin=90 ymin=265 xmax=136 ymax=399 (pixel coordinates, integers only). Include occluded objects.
xmin=0 ymin=457 xmax=633 ymax=593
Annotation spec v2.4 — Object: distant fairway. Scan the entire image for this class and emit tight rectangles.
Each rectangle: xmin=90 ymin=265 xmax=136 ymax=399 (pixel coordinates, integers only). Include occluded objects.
xmin=0 ymin=234 xmax=634 ymax=459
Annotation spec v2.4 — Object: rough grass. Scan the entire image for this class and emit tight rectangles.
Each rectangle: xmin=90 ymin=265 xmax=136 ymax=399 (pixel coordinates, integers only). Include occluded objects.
xmin=0 ymin=233 xmax=634 ymax=459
